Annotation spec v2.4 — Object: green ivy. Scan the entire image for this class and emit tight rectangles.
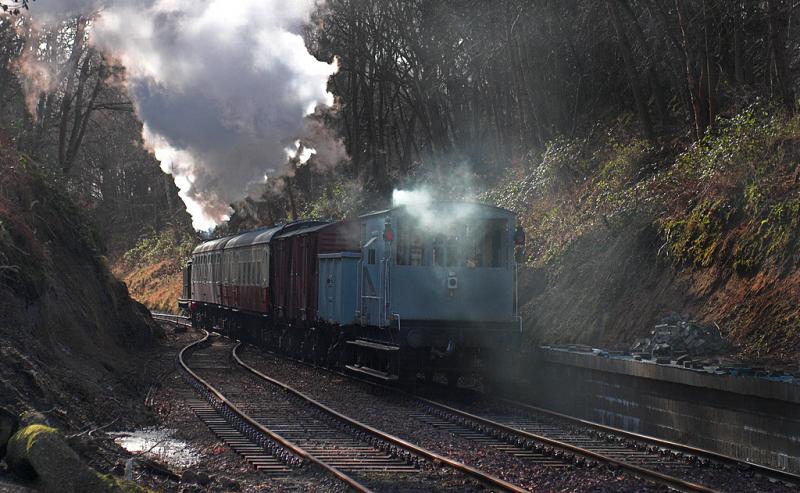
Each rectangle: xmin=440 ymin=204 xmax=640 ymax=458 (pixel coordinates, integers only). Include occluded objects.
xmin=661 ymin=198 xmax=736 ymax=267
xmin=733 ymin=197 xmax=800 ymax=273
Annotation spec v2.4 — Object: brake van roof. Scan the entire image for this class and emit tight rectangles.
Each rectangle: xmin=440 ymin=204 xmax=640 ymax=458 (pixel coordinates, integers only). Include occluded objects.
xmin=359 ymin=201 xmax=514 ymax=219
xmin=274 ymin=221 xmax=334 ymax=239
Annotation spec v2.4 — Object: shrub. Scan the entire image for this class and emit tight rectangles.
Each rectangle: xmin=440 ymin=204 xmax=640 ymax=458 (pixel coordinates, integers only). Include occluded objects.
xmin=122 ymin=229 xmax=195 ymax=268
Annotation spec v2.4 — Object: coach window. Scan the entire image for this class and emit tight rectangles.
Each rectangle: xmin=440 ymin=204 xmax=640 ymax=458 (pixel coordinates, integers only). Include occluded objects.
xmin=234 ymin=252 xmax=240 ymax=283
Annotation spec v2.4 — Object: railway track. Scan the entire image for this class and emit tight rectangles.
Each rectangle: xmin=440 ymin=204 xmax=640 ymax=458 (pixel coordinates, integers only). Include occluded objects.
xmin=151 ymin=312 xmax=192 ymax=327
xmin=153 ymin=313 xmax=798 ymax=492
xmin=409 ymin=392 xmax=793 ymax=493
xmin=238 ymin=347 xmax=800 ymax=493
xmin=480 ymin=395 xmax=800 ymax=488
xmin=175 ymin=329 xmax=527 ymax=492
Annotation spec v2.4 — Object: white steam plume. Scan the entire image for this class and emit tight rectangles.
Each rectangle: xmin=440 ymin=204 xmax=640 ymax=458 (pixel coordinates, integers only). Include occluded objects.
xmin=392 ymin=188 xmax=482 ymax=232
xmin=23 ymin=0 xmax=339 ymax=230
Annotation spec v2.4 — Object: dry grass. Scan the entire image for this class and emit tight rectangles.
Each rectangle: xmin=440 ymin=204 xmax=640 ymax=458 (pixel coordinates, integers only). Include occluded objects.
xmin=113 ymin=259 xmax=182 ymax=314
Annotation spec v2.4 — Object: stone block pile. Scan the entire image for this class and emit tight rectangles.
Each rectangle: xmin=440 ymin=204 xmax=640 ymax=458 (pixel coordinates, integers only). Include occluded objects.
xmin=630 ymin=315 xmax=730 ymax=359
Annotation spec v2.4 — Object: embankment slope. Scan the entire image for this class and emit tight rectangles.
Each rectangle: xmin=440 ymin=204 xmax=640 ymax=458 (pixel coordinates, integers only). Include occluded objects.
xmin=0 ymin=140 xmax=161 ymax=429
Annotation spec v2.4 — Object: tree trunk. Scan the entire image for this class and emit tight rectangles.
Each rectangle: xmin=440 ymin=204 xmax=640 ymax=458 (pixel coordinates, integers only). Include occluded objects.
xmin=733 ymin=1 xmax=745 ymax=84
xmin=607 ymin=0 xmax=655 ymax=142
xmin=57 ymin=18 xmax=86 ymax=172
xmin=766 ymin=0 xmax=795 ymax=113
xmin=63 ymin=54 xmax=99 ymax=174
xmin=675 ymin=0 xmax=707 ymax=140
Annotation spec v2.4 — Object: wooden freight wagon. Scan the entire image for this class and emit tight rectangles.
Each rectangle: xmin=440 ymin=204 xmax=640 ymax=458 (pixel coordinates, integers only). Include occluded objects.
xmin=272 ymin=221 xmax=359 ymax=326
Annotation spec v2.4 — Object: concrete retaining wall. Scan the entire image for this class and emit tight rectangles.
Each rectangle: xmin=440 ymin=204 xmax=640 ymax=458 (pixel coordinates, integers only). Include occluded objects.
xmin=518 ymin=349 xmax=800 ymax=474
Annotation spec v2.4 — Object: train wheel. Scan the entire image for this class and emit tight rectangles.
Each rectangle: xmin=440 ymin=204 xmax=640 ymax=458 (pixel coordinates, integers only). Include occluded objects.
xmin=310 ymin=331 xmax=325 ymax=366
xmin=278 ymin=329 xmax=289 ymax=354
xmin=326 ymin=339 xmax=344 ymax=369
xmin=446 ymin=371 xmax=460 ymax=388
xmin=398 ymin=369 xmax=415 ymax=387
xmin=298 ymin=331 xmax=309 ymax=361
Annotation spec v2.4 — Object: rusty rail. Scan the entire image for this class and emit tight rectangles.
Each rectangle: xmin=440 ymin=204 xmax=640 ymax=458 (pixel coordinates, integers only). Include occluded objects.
xmin=497 ymin=396 xmax=800 ymax=487
xmin=151 ymin=312 xmax=191 ymax=327
xmin=232 ymin=344 xmax=529 ymax=493
xmin=238 ymin=347 xmax=724 ymax=493
xmin=164 ymin=313 xmax=794 ymax=491
xmin=178 ymin=332 xmax=375 ymax=493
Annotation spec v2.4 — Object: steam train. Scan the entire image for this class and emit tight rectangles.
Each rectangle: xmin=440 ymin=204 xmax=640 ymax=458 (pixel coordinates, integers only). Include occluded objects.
xmin=179 ymin=201 xmax=522 ymax=384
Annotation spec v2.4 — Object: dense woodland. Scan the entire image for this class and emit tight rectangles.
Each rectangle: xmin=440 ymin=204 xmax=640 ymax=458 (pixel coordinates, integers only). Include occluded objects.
xmin=313 ymin=0 xmax=796 ymax=181
xmin=0 ymin=14 xmax=192 ymax=255
xmin=0 ymin=1 xmax=799 ymax=358
xmin=242 ymin=0 xmax=800 ymax=229
xmin=0 ymin=0 xmax=798 ymax=241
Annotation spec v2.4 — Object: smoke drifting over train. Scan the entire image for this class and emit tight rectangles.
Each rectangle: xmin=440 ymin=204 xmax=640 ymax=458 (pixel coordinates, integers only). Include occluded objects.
xmin=18 ymin=0 xmax=339 ymax=230
xmin=392 ymin=188 xmax=484 ymax=233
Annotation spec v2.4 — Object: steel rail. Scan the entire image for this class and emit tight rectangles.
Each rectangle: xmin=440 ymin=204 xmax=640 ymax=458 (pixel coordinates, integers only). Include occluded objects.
xmin=232 ymin=344 xmax=529 ymax=493
xmin=178 ymin=332 xmax=375 ymax=493
xmin=151 ymin=312 xmax=191 ymax=326
xmin=496 ymin=396 xmax=800 ymax=486
xmin=411 ymin=395 xmax=718 ymax=493
xmin=163 ymin=314 xmax=793 ymax=490
xmin=276 ymin=340 xmax=797 ymax=489
xmin=240 ymin=343 xmax=797 ymax=491
xmin=238 ymin=348 xmax=724 ymax=493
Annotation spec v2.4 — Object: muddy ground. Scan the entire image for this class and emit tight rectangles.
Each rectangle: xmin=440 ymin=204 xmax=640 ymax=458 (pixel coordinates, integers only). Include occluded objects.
xmin=1 ymin=324 xmax=350 ymax=492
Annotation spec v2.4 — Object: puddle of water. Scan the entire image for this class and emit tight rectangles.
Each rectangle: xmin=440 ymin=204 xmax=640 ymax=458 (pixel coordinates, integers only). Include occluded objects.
xmin=109 ymin=427 xmax=201 ymax=469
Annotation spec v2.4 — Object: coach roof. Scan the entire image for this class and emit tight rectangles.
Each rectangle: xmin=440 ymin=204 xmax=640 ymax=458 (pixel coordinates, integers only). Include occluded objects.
xmin=192 ymin=235 xmax=234 ymax=254
xmin=224 ymin=224 xmax=285 ymax=249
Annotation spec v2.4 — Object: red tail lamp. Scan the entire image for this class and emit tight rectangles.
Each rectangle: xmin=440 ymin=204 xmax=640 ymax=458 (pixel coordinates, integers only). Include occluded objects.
xmin=384 ymin=219 xmax=394 ymax=242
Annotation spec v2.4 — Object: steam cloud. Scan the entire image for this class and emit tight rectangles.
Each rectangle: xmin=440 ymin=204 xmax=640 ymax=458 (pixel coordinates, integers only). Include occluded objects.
xmin=392 ymin=188 xmax=482 ymax=232
xmin=23 ymin=0 xmax=339 ymax=230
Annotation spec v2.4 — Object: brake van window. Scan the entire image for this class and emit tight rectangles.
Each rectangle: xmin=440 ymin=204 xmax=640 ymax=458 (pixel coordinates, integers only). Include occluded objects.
xmin=465 ymin=219 xmax=507 ymax=267
xmin=395 ymin=220 xmax=426 ymax=266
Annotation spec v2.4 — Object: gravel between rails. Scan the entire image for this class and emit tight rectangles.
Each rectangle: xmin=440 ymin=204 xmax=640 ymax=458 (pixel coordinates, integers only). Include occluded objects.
xmin=237 ymin=345 xmax=673 ymax=493
xmin=152 ymin=331 xmax=351 ymax=493
xmin=416 ymin=387 xmax=797 ymax=493
xmin=189 ymin=336 xmax=495 ymax=493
